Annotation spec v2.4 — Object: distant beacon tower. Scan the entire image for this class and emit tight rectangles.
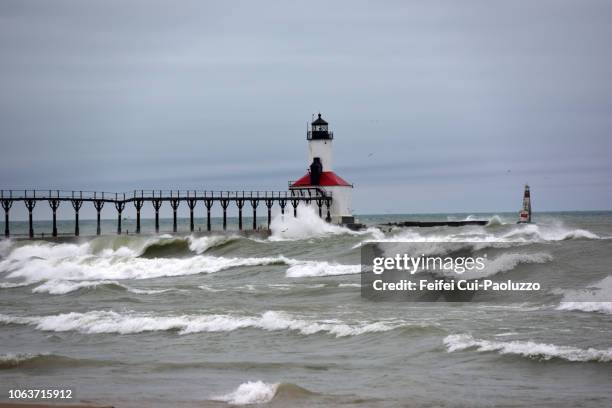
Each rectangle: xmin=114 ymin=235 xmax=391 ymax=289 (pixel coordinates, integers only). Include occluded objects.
xmin=517 ymin=184 xmax=532 ymax=224
xmin=289 ymin=114 xmax=354 ymax=224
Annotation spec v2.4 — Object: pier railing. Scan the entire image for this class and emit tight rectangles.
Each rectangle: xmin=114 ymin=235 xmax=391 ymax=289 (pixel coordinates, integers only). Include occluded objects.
xmin=0 ymin=188 xmax=332 ymax=238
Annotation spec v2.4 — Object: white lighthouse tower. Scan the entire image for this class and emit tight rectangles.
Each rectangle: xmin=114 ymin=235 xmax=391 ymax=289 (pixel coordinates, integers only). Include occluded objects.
xmin=289 ymin=114 xmax=355 ymax=225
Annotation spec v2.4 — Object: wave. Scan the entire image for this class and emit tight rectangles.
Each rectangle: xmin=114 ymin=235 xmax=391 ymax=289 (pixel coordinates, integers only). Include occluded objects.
xmin=0 ymin=239 xmax=13 ymax=258
xmin=556 ymin=302 xmax=612 ymax=315
xmin=485 ymin=215 xmax=505 ymax=227
xmin=0 ymin=310 xmax=409 ymax=337
xmin=210 ymin=380 xmax=315 ymax=405
xmin=31 ymin=280 xmax=179 ymax=295
xmin=211 ymin=381 xmax=279 ymax=405
xmin=138 ymin=237 xmax=191 ymax=258
xmin=286 ymin=261 xmax=361 ymax=278
xmin=554 ymin=276 xmax=612 ymax=314
xmin=444 ymin=334 xmax=612 ymax=362
xmin=1 ymin=243 xmax=359 ymax=289
xmin=0 ymin=234 xmax=242 ymax=268
xmin=376 ymin=222 xmax=600 ymax=246
xmin=452 ymin=252 xmax=553 ymax=280
xmin=198 ymin=284 xmax=226 ymax=292
xmin=0 ymin=352 xmax=105 ymax=370
xmin=3 ymin=253 xmax=293 ymax=285
xmin=187 ymin=235 xmax=240 ymax=254
xmin=501 ymin=223 xmax=600 ymax=242
xmin=269 ymin=205 xmax=383 ymax=241
xmin=0 ymin=352 xmax=48 ymax=369
xmin=0 ymin=281 xmax=32 ymax=289
xmin=32 ymin=280 xmax=122 ymax=295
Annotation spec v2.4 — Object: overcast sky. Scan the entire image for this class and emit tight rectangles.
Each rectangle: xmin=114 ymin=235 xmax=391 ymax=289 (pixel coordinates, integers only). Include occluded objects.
xmin=1 ymin=0 xmax=611 ymax=218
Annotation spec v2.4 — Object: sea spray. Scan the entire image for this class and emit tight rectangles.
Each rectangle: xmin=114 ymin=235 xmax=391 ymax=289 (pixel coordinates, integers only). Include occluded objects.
xmin=269 ymin=205 xmax=382 ymax=240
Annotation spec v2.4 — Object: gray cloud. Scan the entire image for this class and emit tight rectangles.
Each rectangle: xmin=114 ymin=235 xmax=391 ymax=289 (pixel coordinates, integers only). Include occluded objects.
xmin=1 ymin=0 xmax=611 ymax=219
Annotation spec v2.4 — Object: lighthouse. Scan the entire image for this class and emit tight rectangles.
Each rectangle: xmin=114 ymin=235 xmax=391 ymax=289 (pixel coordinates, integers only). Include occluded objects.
xmin=517 ymin=184 xmax=532 ymax=224
xmin=289 ymin=114 xmax=355 ymax=225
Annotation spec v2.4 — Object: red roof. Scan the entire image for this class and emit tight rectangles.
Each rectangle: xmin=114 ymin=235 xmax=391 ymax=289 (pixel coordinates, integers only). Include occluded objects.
xmin=290 ymin=171 xmax=352 ymax=187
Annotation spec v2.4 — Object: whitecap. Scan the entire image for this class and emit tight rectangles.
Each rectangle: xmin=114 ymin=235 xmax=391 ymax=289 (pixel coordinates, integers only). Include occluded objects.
xmin=269 ymin=206 xmax=382 ymax=241
xmin=0 ymin=310 xmax=406 ymax=338
xmin=555 ymin=276 xmax=612 ymax=314
xmin=32 ymin=280 xmax=121 ymax=295
xmin=187 ymin=235 xmax=238 ymax=254
xmin=444 ymin=334 xmax=612 ymax=362
xmin=4 ymin=254 xmax=293 ymax=284
xmin=211 ymin=381 xmax=279 ymax=405
xmin=449 ymin=252 xmax=553 ymax=280
xmin=285 ymin=261 xmax=360 ymax=278
xmin=556 ymin=302 xmax=612 ymax=315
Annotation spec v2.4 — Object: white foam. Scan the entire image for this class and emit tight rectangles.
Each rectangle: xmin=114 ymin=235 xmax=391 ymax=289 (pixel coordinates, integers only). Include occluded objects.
xmin=3 ymin=254 xmax=292 ymax=284
xmin=187 ymin=235 xmax=237 ymax=254
xmin=0 ymin=310 xmax=404 ymax=337
xmin=555 ymin=276 xmax=612 ymax=314
xmin=556 ymin=302 xmax=612 ymax=315
xmin=502 ymin=222 xmax=600 ymax=242
xmin=485 ymin=215 xmax=505 ymax=227
xmin=123 ymin=287 xmax=175 ymax=295
xmin=285 ymin=261 xmax=360 ymax=278
xmin=269 ymin=205 xmax=382 ymax=241
xmin=29 ymin=279 xmax=179 ymax=295
xmin=0 ymin=281 xmax=31 ymax=289
xmin=198 ymin=285 xmax=226 ymax=292
xmin=453 ymin=252 xmax=553 ymax=279
xmin=444 ymin=334 xmax=612 ymax=362
xmin=212 ymin=381 xmax=279 ymax=405
xmin=372 ymin=221 xmax=599 ymax=245
xmin=0 ymin=234 xmax=213 ymax=270
xmin=0 ymin=239 xmax=13 ymax=258
xmin=1 ymin=241 xmax=92 ymax=264
xmin=32 ymin=280 xmax=120 ymax=295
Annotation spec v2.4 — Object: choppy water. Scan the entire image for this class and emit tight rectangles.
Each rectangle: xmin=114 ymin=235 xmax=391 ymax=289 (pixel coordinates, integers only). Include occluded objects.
xmin=1 ymin=209 xmax=611 ymax=407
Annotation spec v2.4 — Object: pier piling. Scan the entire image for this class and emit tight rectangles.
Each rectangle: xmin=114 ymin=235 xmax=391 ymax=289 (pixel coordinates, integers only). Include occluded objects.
xmin=316 ymin=198 xmax=323 ymax=218
xmin=187 ymin=196 xmax=197 ymax=232
xmin=2 ymin=198 xmax=12 ymax=237
xmin=25 ymin=198 xmax=36 ymax=239
xmin=48 ymin=197 xmax=60 ymax=237
xmin=93 ymin=200 xmax=104 ymax=235
xmin=265 ymin=199 xmax=273 ymax=229
xmin=220 ymin=198 xmax=229 ymax=231
xmin=170 ymin=196 xmax=180 ymax=233
xmin=134 ymin=198 xmax=144 ymax=234
xmin=152 ymin=199 xmax=162 ymax=233
xmin=279 ymin=198 xmax=287 ymax=216
xmin=71 ymin=197 xmax=83 ymax=236
xmin=291 ymin=199 xmax=299 ymax=218
xmin=115 ymin=201 xmax=125 ymax=235
xmin=251 ymin=198 xmax=259 ymax=230
xmin=236 ymin=198 xmax=244 ymax=230
xmin=204 ymin=199 xmax=213 ymax=231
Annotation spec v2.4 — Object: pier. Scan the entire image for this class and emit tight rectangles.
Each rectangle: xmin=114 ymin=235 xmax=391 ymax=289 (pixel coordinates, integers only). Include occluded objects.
xmin=0 ymin=189 xmax=332 ymax=238
xmin=381 ymin=220 xmax=488 ymax=228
